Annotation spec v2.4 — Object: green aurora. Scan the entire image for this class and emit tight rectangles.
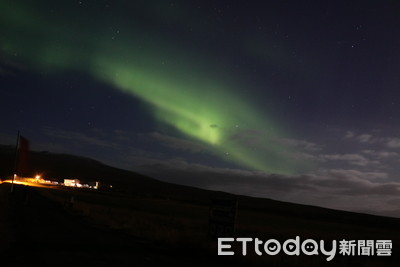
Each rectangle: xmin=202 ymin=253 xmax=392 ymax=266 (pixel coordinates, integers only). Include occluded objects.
xmin=0 ymin=0 xmax=312 ymax=174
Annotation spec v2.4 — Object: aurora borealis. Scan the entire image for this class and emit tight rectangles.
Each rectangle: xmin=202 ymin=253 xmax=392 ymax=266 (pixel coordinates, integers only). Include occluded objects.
xmin=0 ymin=0 xmax=307 ymax=174
xmin=2 ymin=0 xmax=400 ymax=216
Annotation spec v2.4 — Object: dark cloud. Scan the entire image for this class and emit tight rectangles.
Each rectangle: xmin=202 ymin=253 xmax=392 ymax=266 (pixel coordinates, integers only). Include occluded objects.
xmin=150 ymin=132 xmax=207 ymax=153
xmin=344 ymin=131 xmax=400 ymax=149
xmin=276 ymin=138 xmax=322 ymax=151
xmin=43 ymin=127 xmax=118 ymax=148
xmin=135 ymin=158 xmax=400 ymax=216
xmin=386 ymin=138 xmax=400 ymax=148
xmin=319 ymin=153 xmax=379 ymax=167
xmin=361 ymin=150 xmax=398 ymax=159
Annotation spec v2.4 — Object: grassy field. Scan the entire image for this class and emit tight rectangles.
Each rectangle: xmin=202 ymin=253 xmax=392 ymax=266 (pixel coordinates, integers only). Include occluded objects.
xmin=38 ymin=186 xmax=210 ymax=248
xmin=31 ymin=184 xmax=400 ymax=266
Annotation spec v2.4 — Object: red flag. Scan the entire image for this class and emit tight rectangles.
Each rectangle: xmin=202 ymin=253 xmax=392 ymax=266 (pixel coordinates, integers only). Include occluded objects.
xmin=17 ymin=136 xmax=30 ymax=177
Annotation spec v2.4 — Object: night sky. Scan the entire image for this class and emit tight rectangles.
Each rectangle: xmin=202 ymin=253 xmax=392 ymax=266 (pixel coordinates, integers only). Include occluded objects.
xmin=1 ymin=0 xmax=400 ymax=217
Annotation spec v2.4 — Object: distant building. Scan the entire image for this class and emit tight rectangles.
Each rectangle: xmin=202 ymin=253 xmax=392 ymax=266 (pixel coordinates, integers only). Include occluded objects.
xmin=87 ymin=181 xmax=99 ymax=189
xmin=64 ymin=179 xmax=80 ymax=187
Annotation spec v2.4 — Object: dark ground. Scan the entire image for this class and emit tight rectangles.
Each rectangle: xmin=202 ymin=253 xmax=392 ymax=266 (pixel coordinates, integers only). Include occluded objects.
xmin=1 ymin=183 xmax=400 ymax=266
xmin=0 ymin=183 xmax=235 ymax=267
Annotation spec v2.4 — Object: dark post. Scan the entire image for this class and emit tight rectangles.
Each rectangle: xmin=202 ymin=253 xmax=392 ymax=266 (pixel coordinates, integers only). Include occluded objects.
xmin=11 ymin=130 xmax=20 ymax=193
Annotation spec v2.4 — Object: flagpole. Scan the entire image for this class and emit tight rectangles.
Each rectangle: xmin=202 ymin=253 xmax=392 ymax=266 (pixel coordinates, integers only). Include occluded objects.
xmin=11 ymin=130 xmax=20 ymax=193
